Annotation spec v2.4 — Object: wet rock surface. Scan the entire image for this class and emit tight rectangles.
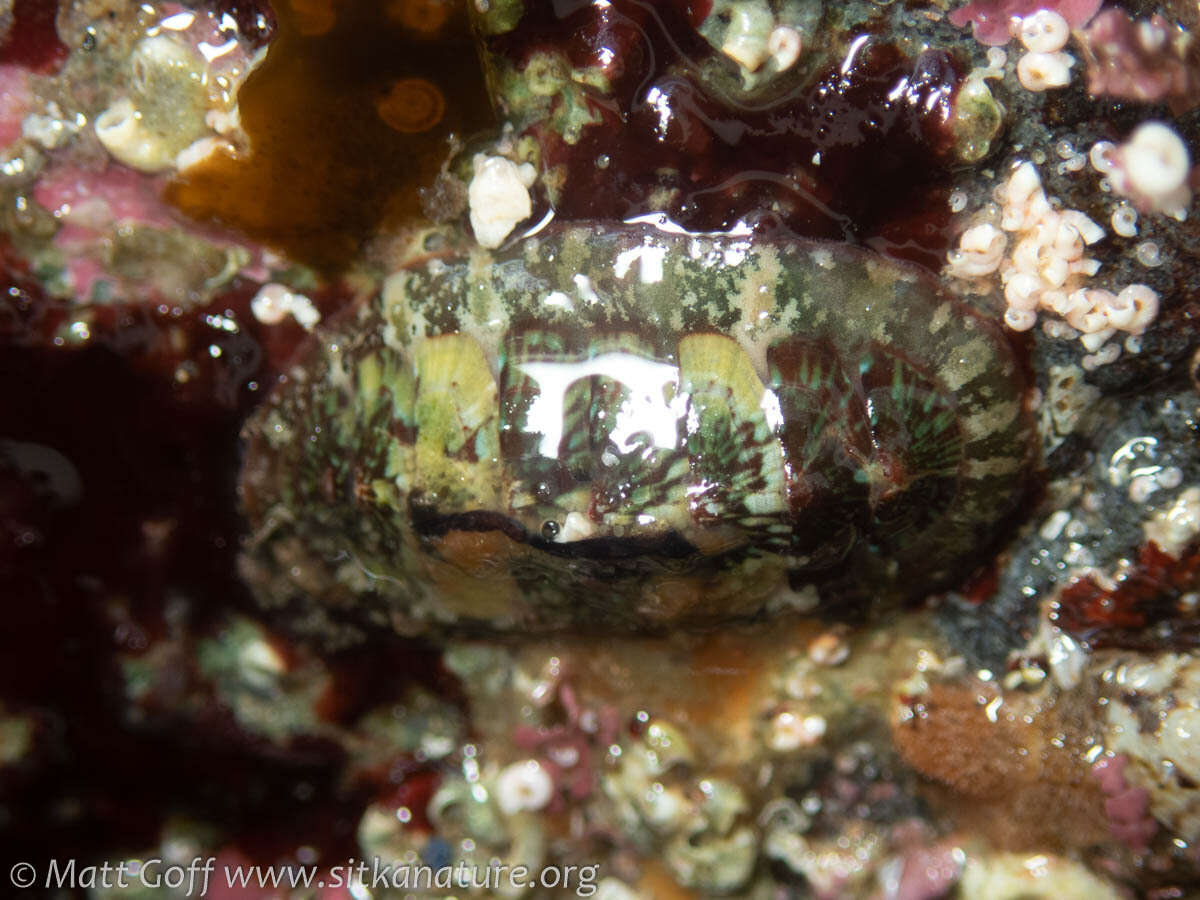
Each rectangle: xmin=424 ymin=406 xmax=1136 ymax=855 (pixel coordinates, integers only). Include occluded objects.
xmin=2 ymin=1 xmax=1200 ymax=897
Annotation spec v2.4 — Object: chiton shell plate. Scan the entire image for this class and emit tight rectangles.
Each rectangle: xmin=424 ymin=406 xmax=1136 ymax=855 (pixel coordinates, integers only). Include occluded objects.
xmin=240 ymin=223 xmax=1031 ymax=633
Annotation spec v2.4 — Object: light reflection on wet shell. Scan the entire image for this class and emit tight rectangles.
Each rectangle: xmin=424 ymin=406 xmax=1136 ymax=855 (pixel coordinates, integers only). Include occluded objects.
xmin=239 ymin=223 xmax=1032 ymax=634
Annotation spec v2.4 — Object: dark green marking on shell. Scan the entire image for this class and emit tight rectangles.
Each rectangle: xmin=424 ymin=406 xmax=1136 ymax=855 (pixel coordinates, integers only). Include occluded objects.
xmin=239 ymin=223 xmax=1031 ymax=635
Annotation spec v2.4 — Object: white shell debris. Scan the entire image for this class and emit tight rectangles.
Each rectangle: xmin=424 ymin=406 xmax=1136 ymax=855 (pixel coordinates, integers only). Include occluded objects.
xmin=21 ymin=102 xmax=79 ymax=150
xmin=767 ymin=25 xmax=802 ymax=72
xmin=1111 ymin=204 xmax=1138 ymax=237
xmin=1018 ymin=10 xmax=1070 ymax=53
xmin=1016 ymin=51 xmax=1074 ymax=91
xmin=237 ymin=635 xmax=287 ymax=690
xmin=468 ymin=154 xmax=537 ymax=249
xmin=948 ymin=223 xmax=1007 ymax=278
xmin=593 ymin=879 xmax=644 ymax=900
xmin=960 ymin=851 xmax=1124 ymax=899
xmin=556 ymin=510 xmax=597 ymax=543
xmin=1109 ymin=122 xmax=1193 ymax=217
xmin=947 ymin=161 xmax=1160 ymax=355
xmin=720 ymin=2 xmax=776 ymax=72
xmin=1135 ymin=241 xmax=1162 ymax=267
xmin=1039 ymin=510 xmax=1072 ymax=541
xmin=767 ymin=710 xmax=826 ymax=752
xmin=808 ymin=631 xmax=849 ymax=666
xmin=1143 ymin=486 xmax=1200 ymax=558
xmin=251 ymin=283 xmax=321 ymax=330
xmin=1103 ymin=652 xmax=1200 ymax=840
xmin=175 ymin=134 xmax=235 ymax=171
xmin=1042 ymin=620 xmax=1086 ymax=690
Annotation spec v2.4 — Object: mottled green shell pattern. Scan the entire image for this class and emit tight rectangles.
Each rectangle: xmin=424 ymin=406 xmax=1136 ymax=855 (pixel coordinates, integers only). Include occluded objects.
xmin=240 ymin=224 xmax=1030 ymax=633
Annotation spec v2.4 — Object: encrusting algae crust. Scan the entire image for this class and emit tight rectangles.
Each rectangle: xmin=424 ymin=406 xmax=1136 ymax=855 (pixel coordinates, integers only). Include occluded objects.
xmin=240 ymin=223 xmax=1032 ymax=634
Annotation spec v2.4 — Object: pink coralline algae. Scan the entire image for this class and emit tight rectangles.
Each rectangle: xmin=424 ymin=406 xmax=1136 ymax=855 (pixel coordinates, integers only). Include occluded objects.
xmin=31 ymin=164 xmax=267 ymax=301
xmin=32 ymin=165 xmax=180 ymax=299
xmin=0 ymin=65 xmax=30 ymax=148
xmin=948 ymin=0 xmax=1101 ymax=46
xmin=892 ymin=841 xmax=964 ymax=900
xmin=1092 ymin=755 xmax=1158 ymax=851
xmin=512 ymin=680 xmax=622 ymax=809
xmin=33 ymin=166 xmax=179 ymax=232
xmin=1079 ymin=9 xmax=1200 ymax=112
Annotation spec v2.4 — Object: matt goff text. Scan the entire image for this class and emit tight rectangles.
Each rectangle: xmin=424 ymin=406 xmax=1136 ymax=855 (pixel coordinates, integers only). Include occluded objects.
xmin=12 ymin=855 xmax=603 ymax=896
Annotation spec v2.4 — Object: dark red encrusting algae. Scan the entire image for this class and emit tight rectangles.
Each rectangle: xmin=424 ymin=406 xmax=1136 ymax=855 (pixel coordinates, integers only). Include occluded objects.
xmin=213 ymin=0 xmax=278 ymax=49
xmin=1053 ymin=540 xmax=1200 ymax=650
xmin=0 ymin=0 xmax=478 ymax=872
xmin=486 ymin=0 xmax=964 ymax=269
xmin=0 ymin=0 xmax=69 ymax=73
xmin=0 ymin=269 xmax=459 ymax=873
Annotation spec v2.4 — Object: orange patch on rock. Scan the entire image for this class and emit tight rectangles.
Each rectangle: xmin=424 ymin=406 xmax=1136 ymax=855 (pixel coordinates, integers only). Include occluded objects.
xmin=377 ymin=77 xmax=445 ymax=133
xmin=891 ymin=680 xmax=1107 ymax=851
xmin=167 ymin=0 xmax=492 ymax=274
xmin=387 ymin=0 xmax=452 ymax=35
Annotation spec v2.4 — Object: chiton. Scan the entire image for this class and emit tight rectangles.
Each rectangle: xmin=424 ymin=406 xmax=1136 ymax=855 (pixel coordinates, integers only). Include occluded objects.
xmin=239 ymin=223 xmax=1032 ymax=634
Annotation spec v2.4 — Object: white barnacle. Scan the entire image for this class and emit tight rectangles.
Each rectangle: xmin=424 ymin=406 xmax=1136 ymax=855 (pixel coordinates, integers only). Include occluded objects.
xmin=495 ymin=759 xmax=554 ymax=816
xmin=94 ymin=97 xmax=170 ymax=172
xmin=468 ymin=154 xmax=537 ymax=248
xmin=131 ymin=34 xmax=206 ymax=91
xmin=94 ymin=35 xmax=211 ymax=172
